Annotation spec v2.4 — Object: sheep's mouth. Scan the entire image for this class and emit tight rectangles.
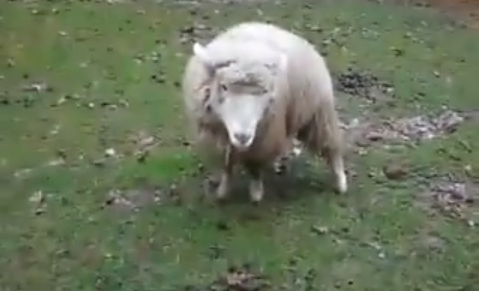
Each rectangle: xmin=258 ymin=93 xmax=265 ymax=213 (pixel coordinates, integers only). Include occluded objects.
xmin=229 ymin=133 xmax=255 ymax=150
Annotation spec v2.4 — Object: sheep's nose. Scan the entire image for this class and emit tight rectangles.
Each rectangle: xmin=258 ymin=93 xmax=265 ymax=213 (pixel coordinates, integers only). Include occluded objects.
xmin=234 ymin=133 xmax=252 ymax=146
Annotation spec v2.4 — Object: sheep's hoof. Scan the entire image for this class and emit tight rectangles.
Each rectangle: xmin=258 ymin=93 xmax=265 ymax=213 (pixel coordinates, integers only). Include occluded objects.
xmin=215 ymin=176 xmax=230 ymax=201
xmin=335 ymin=171 xmax=348 ymax=194
xmin=249 ymin=180 xmax=264 ymax=203
xmin=216 ymin=186 xmax=229 ymax=201
xmin=273 ymin=158 xmax=288 ymax=175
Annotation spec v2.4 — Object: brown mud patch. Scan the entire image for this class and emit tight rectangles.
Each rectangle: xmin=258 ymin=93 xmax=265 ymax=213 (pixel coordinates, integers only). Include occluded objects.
xmin=344 ymin=109 xmax=475 ymax=152
xmin=417 ymin=176 xmax=478 ymax=226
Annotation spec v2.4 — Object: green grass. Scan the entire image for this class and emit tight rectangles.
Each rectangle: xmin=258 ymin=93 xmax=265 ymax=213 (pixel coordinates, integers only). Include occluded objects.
xmin=0 ymin=0 xmax=478 ymax=290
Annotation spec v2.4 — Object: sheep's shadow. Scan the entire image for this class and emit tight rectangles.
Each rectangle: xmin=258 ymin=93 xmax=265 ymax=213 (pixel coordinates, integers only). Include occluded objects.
xmin=163 ymin=153 xmax=353 ymax=227
xmin=198 ymin=154 xmax=335 ymax=206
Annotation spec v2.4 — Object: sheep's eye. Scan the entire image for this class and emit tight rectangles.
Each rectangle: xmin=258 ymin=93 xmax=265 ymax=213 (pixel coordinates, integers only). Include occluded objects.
xmin=220 ymin=84 xmax=228 ymax=91
xmin=205 ymin=103 xmax=212 ymax=112
xmin=204 ymin=87 xmax=211 ymax=97
xmin=259 ymin=87 xmax=268 ymax=95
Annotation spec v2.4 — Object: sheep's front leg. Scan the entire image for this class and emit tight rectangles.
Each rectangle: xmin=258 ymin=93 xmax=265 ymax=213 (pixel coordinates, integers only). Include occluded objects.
xmin=216 ymin=146 xmax=235 ymax=200
xmin=245 ymin=162 xmax=264 ymax=203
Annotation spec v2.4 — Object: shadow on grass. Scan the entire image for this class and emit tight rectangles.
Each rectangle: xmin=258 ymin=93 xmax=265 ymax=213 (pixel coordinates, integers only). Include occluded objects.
xmin=179 ymin=153 xmax=337 ymax=210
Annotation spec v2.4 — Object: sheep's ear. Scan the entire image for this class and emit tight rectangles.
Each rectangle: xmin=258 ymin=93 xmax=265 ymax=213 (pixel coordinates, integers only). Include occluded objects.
xmin=193 ymin=42 xmax=216 ymax=76
xmin=193 ymin=43 xmax=212 ymax=66
xmin=278 ymin=54 xmax=288 ymax=72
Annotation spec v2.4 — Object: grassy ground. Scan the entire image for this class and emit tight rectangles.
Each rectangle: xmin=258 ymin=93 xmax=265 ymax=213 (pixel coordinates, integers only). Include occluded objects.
xmin=0 ymin=0 xmax=478 ymax=290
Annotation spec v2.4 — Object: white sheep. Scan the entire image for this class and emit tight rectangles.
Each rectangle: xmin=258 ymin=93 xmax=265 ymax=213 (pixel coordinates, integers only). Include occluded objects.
xmin=181 ymin=21 xmax=347 ymax=203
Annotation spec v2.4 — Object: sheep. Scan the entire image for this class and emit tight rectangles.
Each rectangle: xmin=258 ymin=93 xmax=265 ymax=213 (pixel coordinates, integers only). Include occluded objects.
xmin=181 ymin=21 xmax=347 ymax=203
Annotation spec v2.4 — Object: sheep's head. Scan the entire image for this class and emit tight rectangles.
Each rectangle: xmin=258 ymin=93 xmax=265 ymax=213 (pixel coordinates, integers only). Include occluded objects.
xmin=193 ymin=42 xmax=287 ymax=150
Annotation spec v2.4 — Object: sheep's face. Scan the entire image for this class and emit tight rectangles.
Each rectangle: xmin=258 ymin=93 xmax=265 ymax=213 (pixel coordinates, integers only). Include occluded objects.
xmin=193 ymin=43 xmax=287 ymax=150
xmin=208 ymin=63 xmax=280 ymax=150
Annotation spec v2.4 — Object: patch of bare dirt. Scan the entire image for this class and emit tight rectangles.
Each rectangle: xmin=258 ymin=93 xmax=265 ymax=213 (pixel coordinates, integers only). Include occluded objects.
xmin=335 ymin=67 xmax=395 ymax=102
xmin=417 ymin=176 xmax=478 ymax=226
xmin=344 ymin=109 xmax=474 ymax=152
xmin=103 ymin=187 xmax=163 ymax=213
xmin=178 ymin=23 xmax=219 ymax=46
xmin=180 ymin=259 xmax=322 ymax=291
xmin=181 ymin=264 xmax=271 ymax=291
xmin=128 ymin=130 xmax=159 ymax=163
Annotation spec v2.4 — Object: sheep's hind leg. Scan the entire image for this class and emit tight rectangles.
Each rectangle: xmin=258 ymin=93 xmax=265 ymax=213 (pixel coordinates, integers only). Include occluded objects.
xmin=273 ymin=155 xmax=288 ymax=175
xmin=216 ymin=146 xmax=235 ymax=200
xmin=244 ymin=162 xmax=265 ymax=203
xmin=300 ymin=114 xmax=348 ymax=194
xmin=322 ymin=111 xmax=348 ymax=194
xmin=273 ymin=138 xmax=302 ymax=175
xmin=323 ymin=146 xmax=348 ymax=194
